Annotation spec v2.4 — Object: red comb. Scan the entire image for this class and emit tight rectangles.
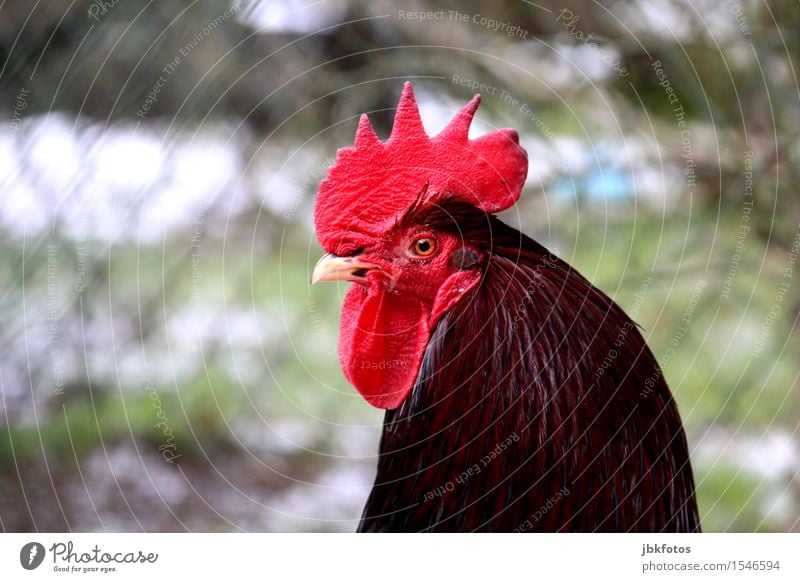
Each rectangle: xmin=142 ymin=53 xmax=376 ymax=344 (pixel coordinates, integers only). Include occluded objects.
xmin=314 ymin=82 xmax=528 ymax=253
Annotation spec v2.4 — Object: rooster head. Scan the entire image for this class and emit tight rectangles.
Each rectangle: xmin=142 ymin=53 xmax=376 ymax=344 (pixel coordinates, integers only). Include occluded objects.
xmin=312 ymin=82 xmax=528 ymax=409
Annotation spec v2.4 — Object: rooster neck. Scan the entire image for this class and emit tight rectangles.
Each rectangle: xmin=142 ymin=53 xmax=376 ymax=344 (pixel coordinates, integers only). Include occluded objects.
xmin=357 ymin=216 xmax=700 ymax=533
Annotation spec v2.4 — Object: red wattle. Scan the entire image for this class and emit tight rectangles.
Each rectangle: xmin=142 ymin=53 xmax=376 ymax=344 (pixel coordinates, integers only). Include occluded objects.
xmin=338 ymin=285 xmax=429 ymax=409
xmin=338 ymin=270 xmax=481 ymax=409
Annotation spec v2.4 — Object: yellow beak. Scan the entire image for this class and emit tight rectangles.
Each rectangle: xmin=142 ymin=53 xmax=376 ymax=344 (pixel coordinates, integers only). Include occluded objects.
xmin=311 ymin=253 xmax=380 ymax=284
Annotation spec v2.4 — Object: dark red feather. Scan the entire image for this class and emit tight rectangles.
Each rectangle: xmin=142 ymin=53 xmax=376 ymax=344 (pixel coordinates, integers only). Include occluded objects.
xmin=357 ymin=200 xmax=701 ymax=532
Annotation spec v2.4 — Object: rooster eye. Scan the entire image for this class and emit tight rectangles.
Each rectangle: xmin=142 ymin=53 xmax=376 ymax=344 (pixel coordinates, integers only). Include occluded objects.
xmin=410 ymin=237 xmax=437 ymax=258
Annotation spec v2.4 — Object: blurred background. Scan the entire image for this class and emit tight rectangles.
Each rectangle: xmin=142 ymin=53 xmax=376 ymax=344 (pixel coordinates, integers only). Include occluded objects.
xmin=0 ymin=0 xmax=798 ymax=532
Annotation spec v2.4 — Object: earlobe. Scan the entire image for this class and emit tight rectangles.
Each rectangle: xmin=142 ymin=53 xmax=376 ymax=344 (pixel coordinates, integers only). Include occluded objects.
xmin=429 ymin=270 xmax=482 ymax=328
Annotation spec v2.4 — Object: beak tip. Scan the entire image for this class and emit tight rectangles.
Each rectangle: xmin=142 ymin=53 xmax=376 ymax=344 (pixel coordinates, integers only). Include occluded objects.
xmin=311 ymin=253 xmax=341 ymax=285
xmin=312 ymin=252 xmax=379 ymax=285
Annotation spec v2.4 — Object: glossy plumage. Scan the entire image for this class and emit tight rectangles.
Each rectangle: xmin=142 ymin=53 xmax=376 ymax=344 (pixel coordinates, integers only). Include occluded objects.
xmin=358 ymin=199 xmax=701 ymax=532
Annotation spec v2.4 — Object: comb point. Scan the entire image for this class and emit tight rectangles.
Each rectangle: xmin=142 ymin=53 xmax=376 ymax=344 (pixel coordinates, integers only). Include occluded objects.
xmin=389 ymin=82 xmax=426 ymax=141
xmin=437 ymin=93 xmax=482 ymax=142
xmin=354 ymin=114 xmax=381 ymax=149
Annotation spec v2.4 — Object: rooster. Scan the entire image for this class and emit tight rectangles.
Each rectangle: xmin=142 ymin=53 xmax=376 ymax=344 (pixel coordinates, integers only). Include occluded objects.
xmin=311 ymin=82 xmax=700 ymax=532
